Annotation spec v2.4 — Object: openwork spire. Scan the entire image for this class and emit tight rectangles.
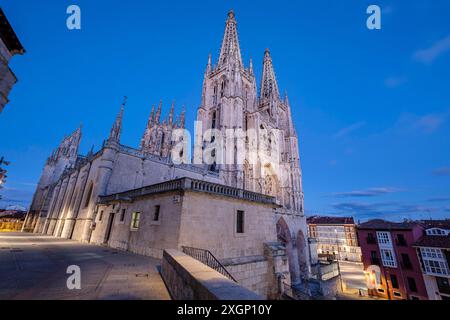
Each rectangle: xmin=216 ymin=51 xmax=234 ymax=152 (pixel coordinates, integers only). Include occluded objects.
xmin=109 ymin=96 xmax=126 ymax=143
xmin=260 ymin=49 xmax=280 ymax=100
xmin=217 ymin=10 xmax=243 ymax=68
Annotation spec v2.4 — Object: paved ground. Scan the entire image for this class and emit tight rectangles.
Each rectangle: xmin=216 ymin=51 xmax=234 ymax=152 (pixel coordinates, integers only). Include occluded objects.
xmin=0 ymin=232 xmax=171 ymax=300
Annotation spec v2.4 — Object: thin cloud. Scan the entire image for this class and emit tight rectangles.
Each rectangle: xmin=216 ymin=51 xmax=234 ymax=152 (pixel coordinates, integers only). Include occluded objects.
xmin=332 ymin=187 xmax=403 ymax=198
xmin=394 ymin=111 xmax=448 ymax=135
xmin=330 ymin=201 xmax=442 ymax=221
xmin=333 ymin=121 xmax=365 ymax=139
xmin=385 ymin=76 xmax=407 ymax=88
xmin=413 ymin=35 xmax=450 ymax=64
xmin=427 ymin=196 xmax=450 ymax=202
xmin=414 ymin=113 xmax=447 ymax=133
xmin=432 ymin=166 xmax=450 ymax=176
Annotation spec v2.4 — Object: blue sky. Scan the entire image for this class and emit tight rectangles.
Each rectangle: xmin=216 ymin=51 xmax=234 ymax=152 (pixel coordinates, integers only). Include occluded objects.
xmin=0 ymin=0 xmax=449 ymax=221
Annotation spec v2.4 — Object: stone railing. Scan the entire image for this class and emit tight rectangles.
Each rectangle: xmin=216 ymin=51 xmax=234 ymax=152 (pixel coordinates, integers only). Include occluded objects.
xmin=161 ymin=249 xmax=262 ymax=300
xmin=98 ymin=177 xmax=277 ymax=206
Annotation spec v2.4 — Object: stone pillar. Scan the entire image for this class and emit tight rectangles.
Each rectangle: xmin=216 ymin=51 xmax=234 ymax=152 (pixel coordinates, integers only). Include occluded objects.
xmin=80 ymin=143 xmax=118 ymax=242
xmin=264 ymin=242 xmax=291 ymax=299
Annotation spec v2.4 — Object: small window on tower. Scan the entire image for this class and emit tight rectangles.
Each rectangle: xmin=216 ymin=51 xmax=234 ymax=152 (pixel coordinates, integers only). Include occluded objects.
xmin=120 ymin=209 xmax=126 ymax=222
xmin=236 ymin=210 xmax=245 ymax=234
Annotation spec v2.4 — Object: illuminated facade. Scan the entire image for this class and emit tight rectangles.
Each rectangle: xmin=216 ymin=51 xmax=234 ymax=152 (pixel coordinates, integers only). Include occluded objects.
xmin=307 ymin=216 xmax=361 ymax=262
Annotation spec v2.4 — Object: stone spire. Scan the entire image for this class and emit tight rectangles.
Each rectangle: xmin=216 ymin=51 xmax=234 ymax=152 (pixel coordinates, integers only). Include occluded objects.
xmin=148 ymin=104 xmax=155 ymax=128
xmin=48 ymin=125 xmax=82 ymax=164
xmin=249 ymin=58 xmax=254 ymax=75
xmin=180 ymin=106 xmax=186 ymax=128
xmin=109 ymin=96 xmax=126 ymax=143
xmin=284 ymin=91 xmax=296 ymax=136
xmin=168 ymin=101 xmax=175 ymax=127
xmin=260 ymin=48 xmax=280 ymax=100
xmin=217 ymin=10 xmax=243 ymax=68
xmin=206 ymin=54 xmax=212 ymax=74
xmin=155 ymin=100 xmax=162 ymax=124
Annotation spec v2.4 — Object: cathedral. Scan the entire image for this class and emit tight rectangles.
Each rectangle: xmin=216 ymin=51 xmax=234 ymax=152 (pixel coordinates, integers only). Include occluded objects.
xmin=23 ymin=11 xmax=311 ymax=299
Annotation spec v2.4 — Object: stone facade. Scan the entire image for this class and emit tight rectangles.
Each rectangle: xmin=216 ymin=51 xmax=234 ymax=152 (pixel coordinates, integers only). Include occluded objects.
xmin=24 ymin=10 xmax=311 ymax=297
xmin=0 ymin=8 xmax=25 ymax=114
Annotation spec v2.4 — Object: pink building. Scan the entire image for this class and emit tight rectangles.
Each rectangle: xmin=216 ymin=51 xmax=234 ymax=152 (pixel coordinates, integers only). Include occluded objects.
xmin=357 ymin=220 xmax=428 ymax=300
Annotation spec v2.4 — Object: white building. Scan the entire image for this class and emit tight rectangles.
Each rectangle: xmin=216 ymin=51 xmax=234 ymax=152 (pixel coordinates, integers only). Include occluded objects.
xmin=308 ymin=216 xmax=361 ymax=262
xmin=415 ymin=221 xmax=450 ymax=300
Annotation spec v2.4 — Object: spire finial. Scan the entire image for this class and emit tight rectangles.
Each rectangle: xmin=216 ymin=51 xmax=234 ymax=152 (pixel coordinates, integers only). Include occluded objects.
xmin=180 ymin=105 xmax=186 ymax=128
xmin=108 ymin=98 xmax=125 ymax=143
xmin=169 ymin=100 xmax=175 ymax=126
xmin=155 ymin=100 xmax=162 ymax=124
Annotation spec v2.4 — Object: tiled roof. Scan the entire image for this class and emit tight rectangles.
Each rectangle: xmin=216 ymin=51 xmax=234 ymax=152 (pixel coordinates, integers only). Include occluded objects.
xmin=414 ymin=235 xmax=450 ymax=249
xmin=357 ymin=219 xmax=418 ymax=230
xmin=419 ymin=220 xmax=450 ymax=230
xmin=307 ymin=216 xmax=355 ymax=225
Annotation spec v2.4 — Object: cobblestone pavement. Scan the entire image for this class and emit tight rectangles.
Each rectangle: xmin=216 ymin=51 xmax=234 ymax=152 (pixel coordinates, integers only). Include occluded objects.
xmin=0 ymin=232 xmax=171 ymax=300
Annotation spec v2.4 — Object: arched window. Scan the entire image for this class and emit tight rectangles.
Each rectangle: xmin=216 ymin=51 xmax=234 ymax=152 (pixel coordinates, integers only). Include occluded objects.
xmin=84 ymin=183 xmax=93 ymax=208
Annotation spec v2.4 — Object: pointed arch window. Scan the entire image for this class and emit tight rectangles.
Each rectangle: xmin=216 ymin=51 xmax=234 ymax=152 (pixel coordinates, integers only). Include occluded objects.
xmin=84 ymin=183 xmax=93 ymax=208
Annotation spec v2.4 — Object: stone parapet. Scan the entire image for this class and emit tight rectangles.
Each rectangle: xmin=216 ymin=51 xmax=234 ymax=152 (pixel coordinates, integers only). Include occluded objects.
xmin=161 ymin=249 xmax=262 ymax=300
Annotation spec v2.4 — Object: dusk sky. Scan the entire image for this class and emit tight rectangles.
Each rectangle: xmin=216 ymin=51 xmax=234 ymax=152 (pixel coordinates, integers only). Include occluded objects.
xmin=0 ymin=0 xmax=449 ymax=222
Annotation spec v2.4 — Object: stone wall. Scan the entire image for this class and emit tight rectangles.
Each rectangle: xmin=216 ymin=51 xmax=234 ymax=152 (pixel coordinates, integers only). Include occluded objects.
xmin=161 ymin=249 xmax=262 ymax=300
xmin=224 ymin=256 xmax=270 ymax=297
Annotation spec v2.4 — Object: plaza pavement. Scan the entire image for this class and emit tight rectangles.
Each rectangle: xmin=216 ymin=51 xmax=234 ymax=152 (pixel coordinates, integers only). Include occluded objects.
xmin=0 ymin=232 xmax=170 ymax=300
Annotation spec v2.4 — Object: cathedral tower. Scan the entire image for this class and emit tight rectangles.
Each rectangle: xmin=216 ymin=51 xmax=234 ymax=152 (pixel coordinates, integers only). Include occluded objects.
xmin=196 ymin=11 xmax=304 ymax=215
xmin=196 ymin=10 xmax=257 ymax=187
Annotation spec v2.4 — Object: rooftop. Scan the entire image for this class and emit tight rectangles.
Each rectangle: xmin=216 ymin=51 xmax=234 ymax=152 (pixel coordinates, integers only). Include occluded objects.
xmin=357 ymin=219 xmax=419 ymax=230
xmin=414 ymin=235 xmax=450 ymax=249
xmin=419 ymin=219 xmax=450 ymax=230
xmin=307 ymin=216 xmax=355 ymax=225
xmin=0 ymin=8 xmax=25 ymax=55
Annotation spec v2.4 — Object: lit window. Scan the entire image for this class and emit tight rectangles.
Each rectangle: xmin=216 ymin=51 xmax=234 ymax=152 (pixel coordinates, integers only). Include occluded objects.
xmin=380 ymin=248 xmax=397 ymax=267
xmin=131 ymin=212 xmax=141 ymax=230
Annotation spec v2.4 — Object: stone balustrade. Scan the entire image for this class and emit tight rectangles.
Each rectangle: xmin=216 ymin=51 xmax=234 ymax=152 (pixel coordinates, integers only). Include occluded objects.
xmin=98 ymin=177 xmax=277 ymax=206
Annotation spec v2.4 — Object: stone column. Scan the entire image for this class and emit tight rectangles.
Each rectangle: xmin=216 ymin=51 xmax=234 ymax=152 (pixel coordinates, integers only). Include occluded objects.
xmin=80 ymin=143 xmax=118 ymax=242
